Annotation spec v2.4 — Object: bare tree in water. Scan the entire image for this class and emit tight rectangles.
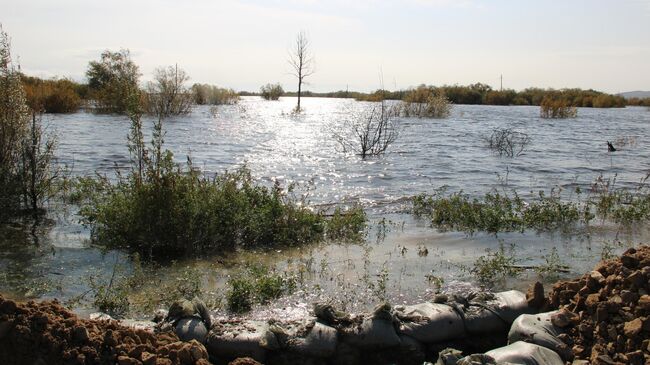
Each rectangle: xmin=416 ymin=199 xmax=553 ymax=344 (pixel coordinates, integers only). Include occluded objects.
xmin=288 ymin=31 xmax=315 ymax=113
xmin=333 ymin=99 xmax=399 ymax=159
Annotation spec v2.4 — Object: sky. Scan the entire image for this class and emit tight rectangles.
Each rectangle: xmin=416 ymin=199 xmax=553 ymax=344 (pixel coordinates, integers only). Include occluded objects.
xmin=1 ymin=0 xmax=649 ymax=93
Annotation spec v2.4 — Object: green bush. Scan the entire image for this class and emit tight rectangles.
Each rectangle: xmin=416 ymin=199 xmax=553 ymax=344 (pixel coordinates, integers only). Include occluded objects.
xmin=412 ymin=189 xmax=593 ymax=234
xmin=75 ymin=96 xmax=366 ymax=258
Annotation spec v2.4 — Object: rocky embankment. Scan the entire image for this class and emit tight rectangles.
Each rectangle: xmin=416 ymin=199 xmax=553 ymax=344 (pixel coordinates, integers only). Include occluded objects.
xmin=548 ymin=246 xmax=650 ymax=364
xmin=0 ymin=298 xmax=210 ymax=365
xmin=1 ymin=246 xmax=649 ymax=365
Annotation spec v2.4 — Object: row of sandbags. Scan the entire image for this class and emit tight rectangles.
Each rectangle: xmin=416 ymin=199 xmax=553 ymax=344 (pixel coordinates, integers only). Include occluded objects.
xmin=433 ymin=311 xmax=570 ymax=365
xmin=191 ymin=290 xmax=536 ymax=364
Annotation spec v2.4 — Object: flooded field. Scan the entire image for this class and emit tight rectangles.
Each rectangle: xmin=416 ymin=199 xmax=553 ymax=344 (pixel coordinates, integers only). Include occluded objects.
xmin=1 ymin=97 xmax=649 ymax=318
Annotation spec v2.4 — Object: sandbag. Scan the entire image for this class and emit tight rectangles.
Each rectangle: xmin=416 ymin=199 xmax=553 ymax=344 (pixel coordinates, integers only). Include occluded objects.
xmin=206 ymin=320 xmax=273 ymax=362
xmin=287 ymin=321 xmax=338 ymax=358
xmin=435 ymin=347 xmax=464 ymax=365
xmin=396 ymin=302 xmax=465 ymax=343
xmin=507 ymin=312 xmax=571 ymax=360
xmin=485 ymin=341 xmax=563 ymax=365
xmin=175 ymin=316 xmax=208 ymax=343
xmin=343 ymin=316 xmax=401 ymax=349
xmin=398 ymin=334 xmax=426 ymax=365
xmin=464 ymin=290 xmax=533 ymax=336
xmin=456 ymin=354 xmax=496 ymax=365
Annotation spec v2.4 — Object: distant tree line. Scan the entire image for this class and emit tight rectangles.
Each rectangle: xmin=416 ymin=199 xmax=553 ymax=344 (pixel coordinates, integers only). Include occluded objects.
xmin=15 ymin=47 xmax=649 ymax=113
xmin=356 ymin=83 xmax=629 ymax=108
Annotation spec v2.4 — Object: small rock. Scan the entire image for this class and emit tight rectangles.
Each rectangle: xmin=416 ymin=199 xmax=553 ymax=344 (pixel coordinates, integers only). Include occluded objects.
xmin=625 ymin=350 xmax=644 ymax=365
xmin=117 ymin=356 xmax=139 ymax=365
xmin=623 ymin=318 xmax=643 ymax=338
xmin=72 ymin=325 xmax=89 ymax=343
xmin=621 ymin=254 xmax=639 ymax=269
xmin=619 ymin=290 xmax=637 ymax=304
xmin=585 ymin=293 xmax=601 ymax=307
xmin=638 ymin=295 xmax=650 ymax=311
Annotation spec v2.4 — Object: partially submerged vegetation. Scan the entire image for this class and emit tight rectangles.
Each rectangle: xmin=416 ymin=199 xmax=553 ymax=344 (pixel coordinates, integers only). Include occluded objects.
xmin=0 ymin=25 xmax=58 ymax=220
xmin=397 ymin=85 xmax=452 ymax=118
xmin=413 ymin=175 xmax=650 ymax=234
xmin=191 ymin=83 xmax=239 ymax=105
xmin=73 ymin=86 xmax=366 ymax=258
xmin=483 ymin=128 xmax=531 ymax=157
xmin=540 ymin=97 xmax=578 ymax=118
xmin=332 ymin=100 xmax=399 ymax=158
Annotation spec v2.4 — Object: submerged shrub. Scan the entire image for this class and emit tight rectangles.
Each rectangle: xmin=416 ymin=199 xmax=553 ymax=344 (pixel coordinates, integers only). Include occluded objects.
xmin=226 ymin=264 xmax=296 ymax=313
xmin=192 ymin=83 xmax=239 ymax=105
xmin=22 ymin=76 xmax=82 ymax=113
xmin=483 ymin=128 xmax=531 ymax=157
xmin=399 ymin=86 xmax=452 ymax=118
xmin=540 ymin=97 xmax=577 ymax=118
xmin=260 ymin=83 xmax=284 ymax=100
xmin=76 ymin=92 xmax=366 ymax=258
xmin=471 ymin=243 xmax=519 ymax=287
xmin=0 ymin=25 xmax=58 ymax=220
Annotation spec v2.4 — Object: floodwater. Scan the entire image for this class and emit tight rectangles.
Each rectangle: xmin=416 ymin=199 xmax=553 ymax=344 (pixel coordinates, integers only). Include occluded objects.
xmin=1 ymin=97 xmax=649 ymax=319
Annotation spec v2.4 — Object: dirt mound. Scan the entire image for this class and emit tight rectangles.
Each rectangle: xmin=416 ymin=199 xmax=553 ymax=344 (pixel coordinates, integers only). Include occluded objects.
xmin=0 ymin=296 xmax=210 ymax=365
xmin=548 ymin=246 xmax=650 ymax=365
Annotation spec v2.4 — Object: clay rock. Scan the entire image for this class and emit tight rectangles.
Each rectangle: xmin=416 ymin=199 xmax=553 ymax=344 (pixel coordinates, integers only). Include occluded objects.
xmin=623 ymin=318 xmax=643 ymax=338
xmin=527 ymin=282 xmax=546 ymax=309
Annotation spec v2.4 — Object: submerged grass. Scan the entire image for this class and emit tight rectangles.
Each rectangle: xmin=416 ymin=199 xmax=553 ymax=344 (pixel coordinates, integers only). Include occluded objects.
xmin=413 ymin=176 xmax=650 ymax=235
xmin=226 ymin=264 xmax=296 ymax=313
xmin=412 ymin=189 xmax=591 ymax=234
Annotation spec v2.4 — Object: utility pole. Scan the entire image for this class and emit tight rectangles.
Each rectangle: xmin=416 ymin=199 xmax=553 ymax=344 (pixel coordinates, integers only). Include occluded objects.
xmin=500 ymin=74 xmax=503 ymax=91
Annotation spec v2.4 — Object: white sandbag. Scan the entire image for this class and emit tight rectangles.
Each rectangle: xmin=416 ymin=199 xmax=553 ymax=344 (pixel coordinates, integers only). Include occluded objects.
xmin=175 ymin=317 xmax=208 ymax=343
xmin=396 ymin=302 xmax=465 ymax=343
xmin=287 ymin=321 xmax=338 ymax=358
xmin=464 ymin=290 xmax=533 ymax=335
xmin=507 ymin=312 xmax=571 ymax=360
xmin=206 ymin=320 xmax=271 ymax=362
xmin=344 ymin=317 xmax=401 ymax=349
xmin=486 ymin=341 xmax=563 ymax=365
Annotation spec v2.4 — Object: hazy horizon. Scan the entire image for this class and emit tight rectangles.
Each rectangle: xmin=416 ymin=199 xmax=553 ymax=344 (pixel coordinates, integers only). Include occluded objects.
xmin=2 ymin=0 xmax=649 ymax=94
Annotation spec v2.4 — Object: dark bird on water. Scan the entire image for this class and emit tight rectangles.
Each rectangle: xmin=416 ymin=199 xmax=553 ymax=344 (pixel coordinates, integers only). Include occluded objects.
xmin=607 ymin=141 xmax=616 ymax=152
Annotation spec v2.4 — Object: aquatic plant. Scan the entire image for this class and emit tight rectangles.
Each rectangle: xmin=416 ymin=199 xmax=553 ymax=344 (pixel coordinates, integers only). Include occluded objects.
xmin=226 ymin=264 xmax=296 ymax=313
xmin=332 ymin=100 xmax=399 ymax=158
xmin=483 ymin=128 xmax=531 ymax=157
xmin=412 ymin=189 xmax=593 ymax=234
xmin=86 ymin=49 xmax=141 ymax=114
xmin=540 ymin=97 xmax=578 ymax=118
xmin=0 ymin=25 xmax=58 ymax=220
xmin=398 ymin=86 xmax=452 ymax=118
xmin=470 ymin=243 xmax=520 ymax=287
xmin=191 ymin=83 xmax=239 ymax=105
xmin=75 ymin=88 xmax=365 ymax=258
xmin=143 ymin=64 xmax=193 ymax=117
xmin=21 ymin=75 xmax=82 ymax=113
